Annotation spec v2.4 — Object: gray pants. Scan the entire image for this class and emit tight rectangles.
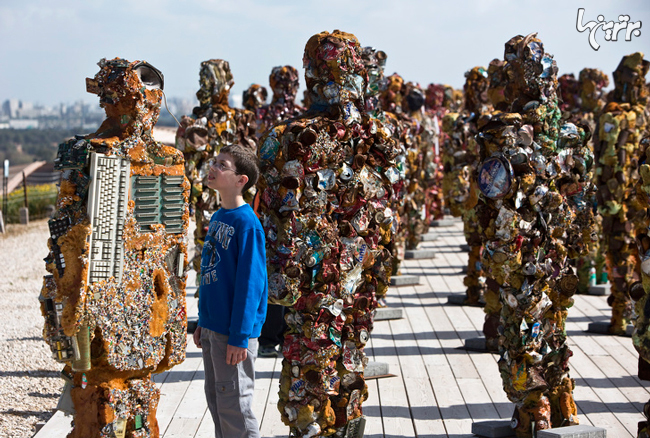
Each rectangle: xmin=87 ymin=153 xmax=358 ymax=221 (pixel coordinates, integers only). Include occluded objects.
xmin=201 ymin=328 xmax=260 ymax=438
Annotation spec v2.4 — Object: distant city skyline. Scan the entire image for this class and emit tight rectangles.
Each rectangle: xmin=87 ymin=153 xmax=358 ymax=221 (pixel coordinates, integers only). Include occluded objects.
xmin=1 ymin=0 xmax=648 ymax=110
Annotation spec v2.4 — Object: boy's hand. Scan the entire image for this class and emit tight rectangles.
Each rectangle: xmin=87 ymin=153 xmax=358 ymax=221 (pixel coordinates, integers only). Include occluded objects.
xmin=226 ymin=344 xmax=247 ymax=365
xmin=193 ymin=326 xmax=202 ymax=349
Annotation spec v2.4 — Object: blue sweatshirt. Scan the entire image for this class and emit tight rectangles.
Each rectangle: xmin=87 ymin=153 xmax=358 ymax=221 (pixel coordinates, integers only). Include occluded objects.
xmin=198 ymin=204 xmax=268 ymax=348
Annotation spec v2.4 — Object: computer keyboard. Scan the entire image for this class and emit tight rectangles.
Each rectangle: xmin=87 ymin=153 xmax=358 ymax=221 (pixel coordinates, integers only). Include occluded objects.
xmin=87 ymin=153 xmax=130 ymax=284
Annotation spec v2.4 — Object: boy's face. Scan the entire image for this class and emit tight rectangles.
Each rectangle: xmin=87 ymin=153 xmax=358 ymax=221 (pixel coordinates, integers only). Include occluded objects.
xmin=207 ymin=152 xmax=246 ymax=193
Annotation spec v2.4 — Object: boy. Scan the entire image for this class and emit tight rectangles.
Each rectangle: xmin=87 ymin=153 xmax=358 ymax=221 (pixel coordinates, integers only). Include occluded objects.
xmin=193 ymin=144 xmax=268 ymax=438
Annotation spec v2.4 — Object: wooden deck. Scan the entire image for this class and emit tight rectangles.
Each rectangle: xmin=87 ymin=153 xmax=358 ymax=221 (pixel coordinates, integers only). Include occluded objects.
xmin=36 ymin=217 xmax=648 ymax=437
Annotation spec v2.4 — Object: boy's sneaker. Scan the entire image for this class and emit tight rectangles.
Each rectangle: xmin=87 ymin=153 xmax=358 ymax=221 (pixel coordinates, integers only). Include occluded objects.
xmin=258 ymin=344 xmax=279 ymax=358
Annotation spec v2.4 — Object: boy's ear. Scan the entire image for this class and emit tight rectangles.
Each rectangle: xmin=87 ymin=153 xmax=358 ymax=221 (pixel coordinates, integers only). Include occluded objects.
xmin=237 ymin=174 xmax=249 ymax=188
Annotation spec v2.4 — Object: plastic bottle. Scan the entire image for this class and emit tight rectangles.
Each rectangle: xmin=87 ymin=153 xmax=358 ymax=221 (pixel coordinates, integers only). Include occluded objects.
xmin=588 ymin=265 xmax=597 ymax=287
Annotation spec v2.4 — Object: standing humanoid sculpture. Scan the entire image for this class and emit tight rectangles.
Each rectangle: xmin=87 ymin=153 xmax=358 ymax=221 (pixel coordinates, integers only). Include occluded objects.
xmin=558 ymin=68 xmax=609 ymax=293
xmin=175 ymin=59 xmax=257 ymax=277
xmin=475 ymin=34 xmax=595 ymax=436
xmin=243 ymin=83 xmax=268 ymax=113
xmin=257 ymin=30 xmax=400 ymax=437
xmin=254 ymin=65 xmax=304 ymax=138
xmin=40 ymin=58 xmax=190 ymax=438
xmin=595 ymin=53 xmax=649 ymax=335
xmin=441 ymin=66 xmax=492 ymax=306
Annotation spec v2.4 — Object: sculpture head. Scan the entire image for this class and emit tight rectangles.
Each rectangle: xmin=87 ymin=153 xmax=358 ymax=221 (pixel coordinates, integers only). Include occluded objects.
xmin=487 ymin=58 xmax=508 ymax=111
xmin=381 ymin=73 xmax=405 ymax=113
xmin=361 ymin=47 xmax=387 ymax=98
xmin=360 ymin=47 xmax=388 ymax=114
xmin=196 ymin=59 xmax=234 ymax=107
xmin=424 ymin=83 xmax=445 ymax=112
xmin=558 ymin=73 xmax=580 ymax=112
xmin=503 ymin=33 xmax=558 ymax=108
xmin=242 ymin=83 xmax=268 ymax=111
xmin=610 ymin=52 xmax=649 ymax=105
xmin=303 ymin=30 xmax=367 ymax=108
xmin=578 ymin=68 xmax=609 ymax=112
xmin=463 ymin=66 xmax=490 ymax=114
xmin=404 ymin=82 xmax=425 ymax=113
xmin=269 ymin=65 xmax=300 ymax=104
xmin=86 ymin=57 xmax=164 ymax=132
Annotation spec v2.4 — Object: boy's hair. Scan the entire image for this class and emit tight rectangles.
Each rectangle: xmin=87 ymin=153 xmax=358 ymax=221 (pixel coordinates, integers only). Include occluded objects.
xmin=220 ymin=144 xmax=259 ymax=193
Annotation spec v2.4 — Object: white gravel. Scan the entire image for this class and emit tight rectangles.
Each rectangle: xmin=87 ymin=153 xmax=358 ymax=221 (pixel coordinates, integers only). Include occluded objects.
xmin=0 ymin=220 xmax=63 ymax=438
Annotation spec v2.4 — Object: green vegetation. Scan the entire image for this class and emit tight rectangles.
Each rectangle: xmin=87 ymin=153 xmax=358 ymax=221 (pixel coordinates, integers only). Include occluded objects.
xmin=0 ymin=129 xmax=80 ymax=164
xmin=1 ymin=183 xmax=58 ymax=223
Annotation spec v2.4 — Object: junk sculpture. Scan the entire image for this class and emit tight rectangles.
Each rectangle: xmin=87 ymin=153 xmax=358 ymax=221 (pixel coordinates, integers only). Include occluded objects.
xmin=558 ymin=69 xmax=609 ymax=293
xmin=633 ymin=134 xmax=650 ymax=438
xmin=243 ymin=83 xmax=268 ymax=112
xmin=595 ymin=52 xmax=650 ymax=335
xmin=40 ymin=58 xmax=190 ymax=438
xmin=441 ymin=66 xmax=492 ymax=306
xmin=360 ymin=47 xmax=407 ymax=300
xmin=480 ymin=59 xmax=510 ymax=350
xmin=175 ymin=59 xmax=257 ymax=275
xmin=404 ymin=82 xmax=444 ymax=230
xmin=475 ymin=34 xmax=595 ymax=436
xmin=257 ymin=30 xmax=400 ymax=437
xmin=253 ymin=65 xmax=304 ymax=138
xmin=380 ymin=75 xmax=430 ymax=250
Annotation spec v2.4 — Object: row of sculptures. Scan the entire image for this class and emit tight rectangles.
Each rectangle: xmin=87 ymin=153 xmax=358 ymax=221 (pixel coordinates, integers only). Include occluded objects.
xmin=39 ymin=28 xmax=649 ymax=438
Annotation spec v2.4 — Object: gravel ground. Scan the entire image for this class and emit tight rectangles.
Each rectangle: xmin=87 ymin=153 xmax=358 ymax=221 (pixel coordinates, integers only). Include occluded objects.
xmin=0 ymin=220 xmax=63 ymax=438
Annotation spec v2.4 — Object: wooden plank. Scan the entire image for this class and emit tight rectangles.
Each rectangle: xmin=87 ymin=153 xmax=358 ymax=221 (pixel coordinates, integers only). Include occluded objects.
xmin=193 ymin=410 xmax=214 ymax=438
xmin=252 ymin=355 xmax=277 ymax=422
xmin=369 ymin=310 xmax=415 ymax=436
xmin=363 ymin=378 xmax=384 ymax=437
xmin=402 ymin=302 xmax=473 ymax=426
xmin=377 ymin=373 xmax=417 ymax=437
xmin=457 ymin=378 xmax=500 ymax=421
xmin=402 ymin=376 xmax=447 ymax=436
xmin=387 ymin=295 xmax=447 ymax=436
xmin=33 ymin=410 xmax=72 ymax=438
xmin=258 ymin=355 xmax=289 ymax=437
xmin=590 ymin=354 xmax=649 ymax=411
xmin=467 ymin=351 xmax=512 ymax=420
xmin=158 ymin=336 xmax=203 ymax=435
xmin=171 ymin=372 xmax=207 ymax=420
xmin=163 ymin=417 xmax=201 ymax=438
xmin=569 ymin=344 xmax=635 ymax=436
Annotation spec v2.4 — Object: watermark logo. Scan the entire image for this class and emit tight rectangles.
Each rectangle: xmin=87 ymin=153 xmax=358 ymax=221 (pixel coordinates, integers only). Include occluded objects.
xmin=576 ymin=8 xmax=642 ymax=51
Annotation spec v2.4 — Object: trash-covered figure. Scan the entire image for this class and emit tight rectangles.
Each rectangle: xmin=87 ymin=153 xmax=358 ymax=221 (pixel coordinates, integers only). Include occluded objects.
xmin=40 ymin=58 xmax=190 ymax=438
xmin=252 ymin=68 xmax=305 ymax=358
xmin=475 ymin=34 xmax=595 ymax=436
xmin=632 ymin=132 xmax=650 ymax=438
xmin=381 ymin=75 xmax=429 ymax=250
xmin=175 ymin=59 xmax=257 ymax=275
xmin=361 ymin=47 xmax=407 ymax=298
xmin=242 ymin=83 xmax=268 ymax=113
xmin=478 ymin=58 xmax=510 ymax=351
xmin=595 ymin=52 xmax=649 ymax=335
xmin=422 ymin=84 xmax=452 ymax=223
xmin=254 ymin=65 xmax=304 ymax=138
xmin=441 ymin=66 xmax=492 ymax=306
xmin=559 ymin=69 xmax=610 ymax=294
xmin=257 ymin=30 xmax=400 ymax=437
xmin=404 ymin=82 xmax=444 ymax=227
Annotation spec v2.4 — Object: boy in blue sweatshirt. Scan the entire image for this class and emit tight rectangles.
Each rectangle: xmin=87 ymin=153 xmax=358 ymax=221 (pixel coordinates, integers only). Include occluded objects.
xmin=193 ymin=144 xmax=268 ymax=438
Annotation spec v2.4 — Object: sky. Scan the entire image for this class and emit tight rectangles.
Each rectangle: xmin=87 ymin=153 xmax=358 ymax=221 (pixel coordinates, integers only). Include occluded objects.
xmin=0 ymin=0 xmax=648 ymax=110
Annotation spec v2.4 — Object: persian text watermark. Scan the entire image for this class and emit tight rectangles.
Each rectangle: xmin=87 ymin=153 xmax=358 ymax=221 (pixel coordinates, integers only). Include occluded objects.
xmin=576 ymin=8 xmax=642 ymax=51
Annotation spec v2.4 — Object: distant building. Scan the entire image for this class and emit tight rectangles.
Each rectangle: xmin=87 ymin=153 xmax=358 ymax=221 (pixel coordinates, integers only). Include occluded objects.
xmin=2 ymin=99 xmax=20 ymax=118
xmin=8 ymin=119 xmax=39 ymax=129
